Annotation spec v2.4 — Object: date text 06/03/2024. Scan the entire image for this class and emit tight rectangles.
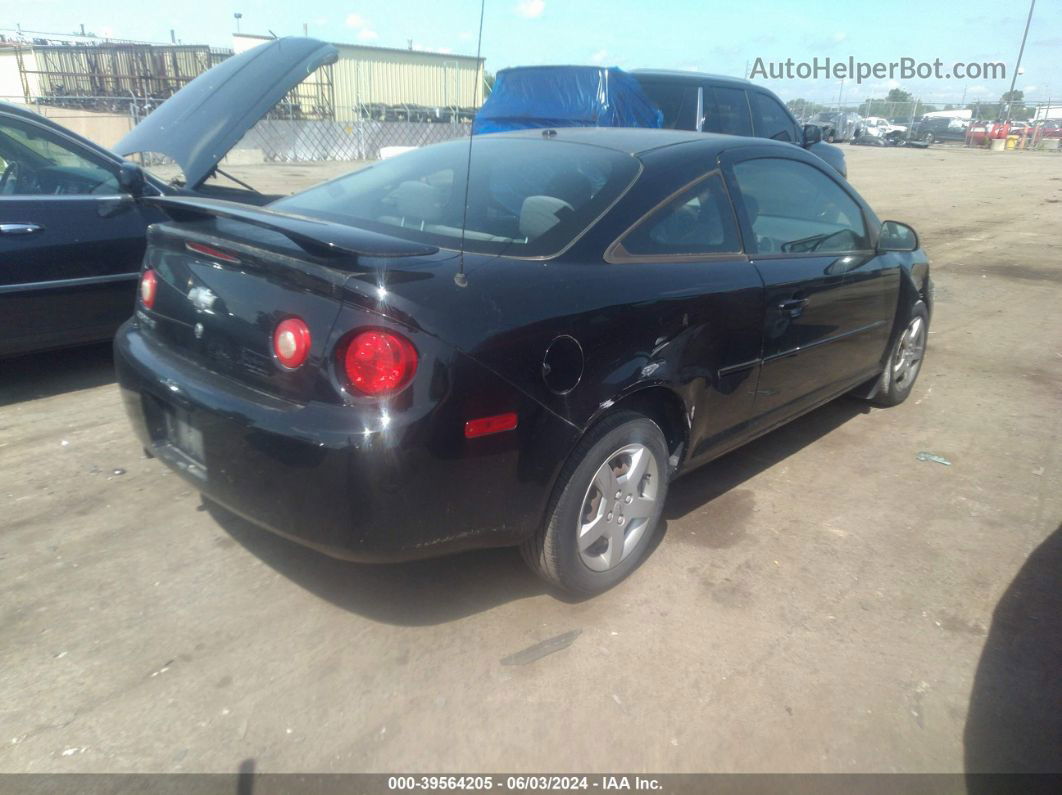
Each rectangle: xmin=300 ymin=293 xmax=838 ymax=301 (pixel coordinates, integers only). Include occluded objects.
xmin=386 ymin=775 xmax=663 ymax=791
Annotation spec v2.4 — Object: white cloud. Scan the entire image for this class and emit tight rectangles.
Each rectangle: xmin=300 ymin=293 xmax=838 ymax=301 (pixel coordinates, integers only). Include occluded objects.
xmin=831 ymin=31 xmax=848 ymax=44
xmin=458 ymin=31 xmax=473 ymax=41
xmin=345 ymin=13 xmax=366 ymax=28
xmin=590 ymin=49 xmax=608 ymax=65
xmin=357 ymin=28 xmax=380 ymax=41
xmin=515 ymin=0 xmax=545 ymax=19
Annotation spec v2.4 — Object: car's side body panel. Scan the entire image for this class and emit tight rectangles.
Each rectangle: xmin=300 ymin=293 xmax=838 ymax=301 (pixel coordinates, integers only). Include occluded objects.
xmin=0 ymin=106 xmax=169 ymax=356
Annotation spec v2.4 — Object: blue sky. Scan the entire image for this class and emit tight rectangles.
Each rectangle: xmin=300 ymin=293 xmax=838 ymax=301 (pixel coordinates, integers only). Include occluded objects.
xmin=2 ymin=0 xmax=1058 ymax=105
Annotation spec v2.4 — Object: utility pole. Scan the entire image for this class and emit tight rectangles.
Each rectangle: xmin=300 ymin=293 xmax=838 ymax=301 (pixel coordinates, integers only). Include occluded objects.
xmin=1004 ymin=0 xmax=1036 ymax=123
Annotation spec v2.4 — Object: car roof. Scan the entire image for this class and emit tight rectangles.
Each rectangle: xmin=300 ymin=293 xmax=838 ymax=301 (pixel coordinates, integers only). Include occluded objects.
xmin=0 ymin=100 xmax=65 ymax=126
xmin=480 ymin=126 xmax=794 ymax=158
xmin=631 ymin=69 xmax=755 ymax=91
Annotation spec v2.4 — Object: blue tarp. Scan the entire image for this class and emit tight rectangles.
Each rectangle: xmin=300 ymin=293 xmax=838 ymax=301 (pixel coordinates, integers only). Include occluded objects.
xmin=472 ymin=66 xmax=663 ymax=134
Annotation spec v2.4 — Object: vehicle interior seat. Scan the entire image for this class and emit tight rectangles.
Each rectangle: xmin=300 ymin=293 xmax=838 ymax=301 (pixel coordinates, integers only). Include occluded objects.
xmin=381 ymin=180 xmax=446 ymax=229
xmin=742 ymin=193 xmax=778 ymax=253
xmin=520 ymin=195 xmax=574 ymax=240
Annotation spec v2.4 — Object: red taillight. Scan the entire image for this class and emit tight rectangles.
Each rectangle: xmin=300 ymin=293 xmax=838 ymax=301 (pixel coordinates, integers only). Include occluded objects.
xmin=139 ymin=269 xmax=158 ymax=309
xmin=273 ymin=317 xmax=311 ymax=369
xmin=185 ymin=241 xmax=241 ymax=264
xmin=341 ymin=330 xmax=418 ymax=396
xmin=464 ymin=412 xmax=518 ymax=439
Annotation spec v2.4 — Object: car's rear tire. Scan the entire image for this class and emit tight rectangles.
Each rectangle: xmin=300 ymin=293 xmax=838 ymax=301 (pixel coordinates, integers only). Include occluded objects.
xmin=870 ymin=301 xmax=929 ymax=407
xmin=521 ymin=411 xmax=669 ymax=597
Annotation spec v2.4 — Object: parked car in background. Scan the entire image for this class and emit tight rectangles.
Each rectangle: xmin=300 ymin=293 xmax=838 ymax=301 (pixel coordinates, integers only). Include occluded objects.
xmin=632 ymin=70 xmax=847 ymax=177
xmin=1034 ymin=120 xmax=1062 ymax=139
xmin=0 ymin=37 xmax=337 ymax=357
xmin=857 ymin=116 xmax=908 ymax=144
xmin=472 ymin=65 xmax=663 ymax=133
xmin=807 ymin=111 xmax=862 ymax=143
xmin=472 ymin=67 xmax=847 ymax=177
xmin=907 ymin=116 xmax=968 ymax=145
xmin=965 ymin=120 xmax=992 ymax=145
xmin=116 ymin=128 xmax=929 ymax=595
xmin=1007 ymin=121 xmax=1032 ymax=138
xmin=966 ymin=120 xmax=1013 ymax=146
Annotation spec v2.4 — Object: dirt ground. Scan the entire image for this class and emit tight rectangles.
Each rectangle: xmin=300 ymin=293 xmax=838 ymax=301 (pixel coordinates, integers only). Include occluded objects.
xmin=1 ymin=145 xmax=1060 ymax=774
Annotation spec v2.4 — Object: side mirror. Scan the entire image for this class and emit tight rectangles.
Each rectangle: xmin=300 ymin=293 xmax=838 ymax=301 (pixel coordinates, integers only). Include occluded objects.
xmin=878 ymin=220 xmax=918 ymax=252
xmin=117 ymin=162 xmax=146 ymax=198
xmin=802 ymin=124 xmax=822 ymax=146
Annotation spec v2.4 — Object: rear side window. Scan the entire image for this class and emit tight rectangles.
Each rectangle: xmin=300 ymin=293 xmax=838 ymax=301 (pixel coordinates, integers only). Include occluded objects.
xmin=614 ymin=173 xmax=740 ymax=258
xmin=749 ymin=92 xmax=798 ymax=142
xmin=703 ymin=87 xmax=753 ymax=136
xmin=636 ymin=82 xmax=699 ymax=130
xmin=732 ymin=158 xmax=867 ymax=254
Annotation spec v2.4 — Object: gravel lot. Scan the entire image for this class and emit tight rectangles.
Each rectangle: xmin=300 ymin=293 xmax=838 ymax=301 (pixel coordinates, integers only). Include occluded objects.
xmin=1 ymin=145 xmax=1059 ymax=774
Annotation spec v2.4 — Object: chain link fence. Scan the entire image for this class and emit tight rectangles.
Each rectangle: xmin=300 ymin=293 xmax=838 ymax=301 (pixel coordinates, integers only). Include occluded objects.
xmin=5 ymin=95 xmax=473 ymax=163
xmin=233 ymin=117 xmax=470 ymax=162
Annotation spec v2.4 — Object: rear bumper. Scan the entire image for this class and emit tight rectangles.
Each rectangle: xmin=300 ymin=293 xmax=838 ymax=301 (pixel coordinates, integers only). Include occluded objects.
xmin=115 ymin=321 xmax=579 ymax=562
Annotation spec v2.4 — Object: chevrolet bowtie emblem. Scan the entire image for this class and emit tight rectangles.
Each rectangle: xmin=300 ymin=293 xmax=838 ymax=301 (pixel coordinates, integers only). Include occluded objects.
xmin=187 ymin=286 xmax=217 ymax=312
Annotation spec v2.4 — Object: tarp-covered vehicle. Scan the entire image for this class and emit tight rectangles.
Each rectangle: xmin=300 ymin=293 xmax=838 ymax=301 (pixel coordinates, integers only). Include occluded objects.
xmin=472 ymin=66 xmax=663 ymax=134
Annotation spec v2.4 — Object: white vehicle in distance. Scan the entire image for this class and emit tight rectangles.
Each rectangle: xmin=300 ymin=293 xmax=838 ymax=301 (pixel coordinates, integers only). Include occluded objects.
xmin=859 ymin=116 xmax=908 ymax=143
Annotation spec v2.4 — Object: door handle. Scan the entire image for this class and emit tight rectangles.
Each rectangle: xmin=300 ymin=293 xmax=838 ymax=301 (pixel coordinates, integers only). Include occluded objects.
xmin=0 ymin=223 xmax=43 ymax=235
xmin=777 ymin=297 xmax=809 ymax=317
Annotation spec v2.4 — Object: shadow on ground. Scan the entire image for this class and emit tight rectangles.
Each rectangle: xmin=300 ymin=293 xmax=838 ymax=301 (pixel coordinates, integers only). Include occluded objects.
xmin=0 ymin=342 xmax=115 ymax=406
xmin=208 ymin=397 xmax=870 ymax=625
xmin=208 ymin=498 xmax=549 ymax=626
xmin=964 ymin=525 xmax=1062 ymax=778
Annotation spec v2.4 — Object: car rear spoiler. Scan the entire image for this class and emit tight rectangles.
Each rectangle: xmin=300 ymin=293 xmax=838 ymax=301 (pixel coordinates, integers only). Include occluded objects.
xmin=145 ymin=196 xmax=439 ymax=260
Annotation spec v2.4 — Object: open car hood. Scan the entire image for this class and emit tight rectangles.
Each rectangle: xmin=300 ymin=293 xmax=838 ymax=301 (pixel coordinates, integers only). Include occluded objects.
xmin=115 ymin=37 xmax=338 ymax=190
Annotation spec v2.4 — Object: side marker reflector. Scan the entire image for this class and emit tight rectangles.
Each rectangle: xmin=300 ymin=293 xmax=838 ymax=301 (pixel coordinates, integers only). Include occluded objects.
xmin=464 ymin=412 xmax=518 ymax=439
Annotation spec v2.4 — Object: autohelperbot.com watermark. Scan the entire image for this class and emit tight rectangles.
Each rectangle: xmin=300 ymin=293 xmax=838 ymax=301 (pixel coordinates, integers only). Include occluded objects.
xmin=749 ymin=56 xmax=1006 ymax=83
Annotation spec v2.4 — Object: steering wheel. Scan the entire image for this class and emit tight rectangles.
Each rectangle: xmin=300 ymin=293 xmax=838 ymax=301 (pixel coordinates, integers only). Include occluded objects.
xmin=0 ymin=161 xmax=19 ymax=194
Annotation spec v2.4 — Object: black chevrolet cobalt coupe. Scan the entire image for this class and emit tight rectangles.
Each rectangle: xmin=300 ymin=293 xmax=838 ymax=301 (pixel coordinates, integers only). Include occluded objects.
xmin=116 ymin=128 xmax=930 ymax=596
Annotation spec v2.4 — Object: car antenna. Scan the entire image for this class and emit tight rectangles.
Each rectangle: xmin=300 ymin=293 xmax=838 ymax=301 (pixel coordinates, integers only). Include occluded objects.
xmin=455 ymin=0 xmax=486 ymax=289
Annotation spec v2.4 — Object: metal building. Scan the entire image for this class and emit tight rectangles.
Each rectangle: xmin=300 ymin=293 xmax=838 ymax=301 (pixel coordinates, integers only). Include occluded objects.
xmin=234 ymin=34 xmax=485 ymax=123
xmin=0 ymin=36 xmax=230 ymax=110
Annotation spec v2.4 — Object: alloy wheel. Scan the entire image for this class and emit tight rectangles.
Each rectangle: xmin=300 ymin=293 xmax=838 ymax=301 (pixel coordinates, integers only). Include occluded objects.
xmin=577 ymin=443 xmax=660 ymax=572
xmin=892 ymin=315 xmax=926 ymax=388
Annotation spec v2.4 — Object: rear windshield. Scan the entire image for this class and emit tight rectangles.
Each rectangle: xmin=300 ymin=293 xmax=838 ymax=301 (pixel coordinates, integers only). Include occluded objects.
xmin=273 ymin=137 xmax=641 ymax=258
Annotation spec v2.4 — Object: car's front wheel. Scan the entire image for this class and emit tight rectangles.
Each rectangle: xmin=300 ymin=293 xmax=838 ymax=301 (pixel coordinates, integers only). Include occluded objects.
xmin=522 ymin=411 xmax=669 ymax=596
xmin=872 ymin=301 xmax=928 ymax=407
